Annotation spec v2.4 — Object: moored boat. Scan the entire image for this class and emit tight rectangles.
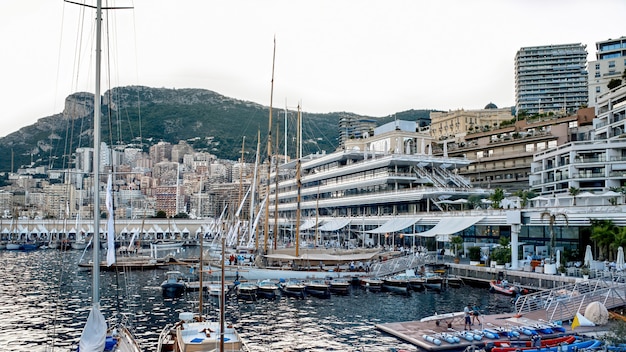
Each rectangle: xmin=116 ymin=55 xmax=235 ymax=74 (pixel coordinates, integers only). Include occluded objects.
xmin=489 ymin=280 xmax=527 ymax=296
xmin=280 ymin=279 xmax=306 ymax=298
xmin=235 ymin=282 xmax=258 ymax=300
xmin=382 ymin=275 xmax=410 ymax=295
xmin=256 ymin=280 xmax=280 ymax=299
xmin=328 ymin=278 xmax=351 ymax=295
xmin=157 ymin=312 xmax=247 ymax=352
xmin=304 ymin=279 xmax=331 ymax=298
xmin=161 ymin=270 xmax=186 ymax=297
xmin=360 ymin=277 xmax=383 ymax=291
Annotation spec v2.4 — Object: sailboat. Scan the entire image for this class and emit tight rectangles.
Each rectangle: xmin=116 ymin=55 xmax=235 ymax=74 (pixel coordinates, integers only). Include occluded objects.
xmin=74 ymin=0 xmax=141 ymax=351
xmin=157 ymin=234 xmax=248 ymax=351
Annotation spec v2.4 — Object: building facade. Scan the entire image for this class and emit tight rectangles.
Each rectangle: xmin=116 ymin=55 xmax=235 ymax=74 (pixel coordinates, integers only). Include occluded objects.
xmin=515 ymin=43 xmax=588 ymax=116
xmin=588 ymin=36 xmax=626 ymax=107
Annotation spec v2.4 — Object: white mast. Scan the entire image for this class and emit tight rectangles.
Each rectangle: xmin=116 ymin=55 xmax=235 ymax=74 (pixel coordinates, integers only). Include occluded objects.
xmin=92 ymin=0 xmax=103 ymax=304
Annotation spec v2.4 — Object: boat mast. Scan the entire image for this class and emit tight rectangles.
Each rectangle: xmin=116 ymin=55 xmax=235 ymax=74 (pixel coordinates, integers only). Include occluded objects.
xmin=220 ymin=236 xmax=226 ymax=352
xmin=237 ymin=136 xmax=245 ymax=246
xmin=295 ymin=103 xmax=302 ymax=257
xmin=263 ymin=37 xmax=276 ymax=254
xmin=273 ymin=125 xmax=280 ymax=250
xmin=251 ymin=131 xmax=260 ymax=249
xmin=198 ymin=229 xmax=204 ymax=321
xmin=92 ymin=0 xmax=103 ymax=304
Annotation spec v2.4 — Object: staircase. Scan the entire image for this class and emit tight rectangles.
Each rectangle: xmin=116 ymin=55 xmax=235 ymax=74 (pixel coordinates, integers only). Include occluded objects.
xmin=514 ymin=276 xmax=626 ymax=322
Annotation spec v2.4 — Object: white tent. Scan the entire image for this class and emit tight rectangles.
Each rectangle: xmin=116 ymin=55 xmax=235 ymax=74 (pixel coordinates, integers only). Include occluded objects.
xmin=317 ymin=218 xmax=351 ymax=232
xmin=407 ymin=216 xmax=483 ymax=242
xmin=617 ymin=246 xmax=624 ymax=271
xmin=365 ymin=217 xmax=419 ymax=234
xmin=584 ymin=244 xmax=593 ymax=267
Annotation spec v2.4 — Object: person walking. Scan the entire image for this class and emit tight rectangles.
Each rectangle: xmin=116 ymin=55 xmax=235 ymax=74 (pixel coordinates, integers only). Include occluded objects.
xmin=464 ymin=303 xmax=472 ymax=330
xmin=472 ymin=304 xmax=482 ymax=326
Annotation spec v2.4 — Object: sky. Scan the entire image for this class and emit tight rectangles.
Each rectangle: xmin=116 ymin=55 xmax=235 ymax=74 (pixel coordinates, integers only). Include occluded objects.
xmin=1 ymin=0 xmax=625 ymax=138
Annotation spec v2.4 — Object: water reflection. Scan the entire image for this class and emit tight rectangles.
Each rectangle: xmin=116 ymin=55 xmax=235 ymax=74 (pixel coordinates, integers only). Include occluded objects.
xmin=0 ymin=249 xmax=513 ymax=351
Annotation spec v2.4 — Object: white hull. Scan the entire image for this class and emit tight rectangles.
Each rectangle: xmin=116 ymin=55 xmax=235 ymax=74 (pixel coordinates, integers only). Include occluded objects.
xmin=212 ymin=265 xmax=355 ymax=281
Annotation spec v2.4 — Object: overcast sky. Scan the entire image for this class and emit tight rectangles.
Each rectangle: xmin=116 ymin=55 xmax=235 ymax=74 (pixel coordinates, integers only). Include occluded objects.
xmin=1 ymin=0 xmax=625 ymax=138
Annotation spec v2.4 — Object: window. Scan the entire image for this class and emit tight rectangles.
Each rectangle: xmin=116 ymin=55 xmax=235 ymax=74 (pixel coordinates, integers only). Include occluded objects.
xmin=609 ymin=60 xmax=616 ymax=68
xmin=569 ymin=121 xmax=578 ymax=128
xmin=596 ymin=87 xmax=601 ymax=93
xmin=525 ymin=144 xmax=534 ymax=152
xmin=548 ymin=140 xmax=557 ymax=149
xmin=595 ymin=72 xmax=601 ymax=78
xmin=537 ymin=142 xmax=546 ymax=151
xmin=477 ymin=151 xmax=484 ymax=158
xmin=595 ymin=63 xmax=600 ymax=70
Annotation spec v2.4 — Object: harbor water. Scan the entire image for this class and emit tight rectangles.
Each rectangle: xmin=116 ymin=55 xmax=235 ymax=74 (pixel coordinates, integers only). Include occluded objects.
xmin=0 ymin=248 xmax=515 ymax=351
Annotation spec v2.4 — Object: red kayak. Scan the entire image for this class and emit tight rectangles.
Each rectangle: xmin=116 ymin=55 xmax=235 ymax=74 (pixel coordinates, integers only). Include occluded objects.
xmin=489 ymin=280 xmax=528 ymax=296
xmin=491 ymin=335 xmax=576 ymax=352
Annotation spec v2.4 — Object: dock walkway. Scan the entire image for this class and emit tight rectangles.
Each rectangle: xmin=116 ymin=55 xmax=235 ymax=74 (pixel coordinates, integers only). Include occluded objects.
xmin=376 ymin=268 xmax=626 ymax=351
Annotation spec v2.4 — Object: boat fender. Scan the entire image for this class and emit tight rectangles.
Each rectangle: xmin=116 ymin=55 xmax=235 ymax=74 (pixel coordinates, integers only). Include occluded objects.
xmin=482 ymin=330 xmax=497 ymax=339
xmin=441 ymin=334 xmax=456 ymax=344
xmin=422 ymin=334 xmax=442 ymax=346
xmin=508 ymin=330 xmax=520 ymax=338
xmin=471 ymin=332 xmax=483 ymax=341
xmin=461 ymin=332 xmax=474 ymax=341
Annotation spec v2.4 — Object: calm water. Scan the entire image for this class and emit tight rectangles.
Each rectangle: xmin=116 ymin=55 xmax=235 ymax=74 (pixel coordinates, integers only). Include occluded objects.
xmin=0 ymin=248 xmax=515 ymax=351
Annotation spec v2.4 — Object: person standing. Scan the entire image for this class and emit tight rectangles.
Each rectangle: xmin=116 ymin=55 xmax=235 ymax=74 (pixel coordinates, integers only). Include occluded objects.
xmin=464 ymin=303 xmax=472 ymax=330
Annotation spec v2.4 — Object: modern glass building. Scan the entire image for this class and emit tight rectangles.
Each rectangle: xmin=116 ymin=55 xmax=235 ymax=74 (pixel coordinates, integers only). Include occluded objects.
xmin=515 ymin=43 xmax=588 ymax=116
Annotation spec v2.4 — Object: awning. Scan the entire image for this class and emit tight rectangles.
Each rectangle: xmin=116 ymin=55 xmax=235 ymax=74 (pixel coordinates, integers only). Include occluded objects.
xmin=317 ymin=218 xmax=351 ymax=231
xmin=365 ymin=217 xmax=419 ymax=234
xmin=407 ymin=216 xmax=483 ymax=241
xmin=299 ymin=219 xmax=319 ymax=231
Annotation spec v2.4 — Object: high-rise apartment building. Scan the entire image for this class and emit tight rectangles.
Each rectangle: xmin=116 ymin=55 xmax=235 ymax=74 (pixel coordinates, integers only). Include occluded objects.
xmin=515 ymin=43 xmax=588 ymax=116
xmin=588 ymin=36 xmax=626 ymax=106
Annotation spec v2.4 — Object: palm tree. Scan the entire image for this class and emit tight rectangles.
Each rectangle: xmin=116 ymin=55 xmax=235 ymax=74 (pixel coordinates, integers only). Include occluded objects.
xmin=540 ymin=210 xmax=568 ymax=263
xmin=568 ymin=187 xmax=580 ymax=206
xmin=590 ymin=219 xmax=618 ymax=261
xmin=489 ymin=188 xmax=505 ymax=209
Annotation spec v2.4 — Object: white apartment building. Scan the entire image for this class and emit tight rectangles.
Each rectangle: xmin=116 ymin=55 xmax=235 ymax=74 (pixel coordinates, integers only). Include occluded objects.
xmin=588 ymin=36 xmax=626 ymax=107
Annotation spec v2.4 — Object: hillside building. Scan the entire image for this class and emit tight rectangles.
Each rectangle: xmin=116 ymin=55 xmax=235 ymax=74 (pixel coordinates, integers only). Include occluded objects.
xmin=429 ymin=104 xmax=514 ymax=142
xmin=588 ymin=36 xmax=626 ymax=107
xmin=515 ymin=43 xmax=588 ymax=116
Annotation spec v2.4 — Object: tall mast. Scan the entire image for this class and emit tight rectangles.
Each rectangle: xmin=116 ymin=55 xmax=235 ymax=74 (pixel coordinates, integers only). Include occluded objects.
xmin=273 ymin=125 xmax=280 ymax=250
xmin=251 ymin=130 xmax=260 ymax=249
xmin=295 ymin=103 xmax=302 ymax=257
xmin=92 ymin=0 xmax=103 ymax=304
xmin=263 ymin=37 xmax=276 ymax=254
xmin=237 ymin=136 xmax=245 ymax=246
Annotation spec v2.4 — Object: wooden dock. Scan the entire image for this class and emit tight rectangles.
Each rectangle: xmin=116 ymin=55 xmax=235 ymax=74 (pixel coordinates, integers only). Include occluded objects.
xmin=376 ymin=310 xmax=599 ymax=351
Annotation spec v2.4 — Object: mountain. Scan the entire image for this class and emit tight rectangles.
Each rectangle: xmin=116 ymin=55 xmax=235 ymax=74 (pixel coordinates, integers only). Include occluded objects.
xmin=0 ymin=86 xmax=433 ymax=173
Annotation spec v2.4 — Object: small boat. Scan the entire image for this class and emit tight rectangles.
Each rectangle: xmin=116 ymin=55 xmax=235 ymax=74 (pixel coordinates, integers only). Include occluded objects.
xmin=490 ymin=338 xmax=597 ymax=352
xmin=490 ymin=335 xmax=577 ymax=351
xmin=280 ymin=279 xmax=306 ymax=298
xmin=382 ymin=276 xmax=410 ymax=295
xmin=304 ymin=279 xmax=331 ymax=298
xmin=422 ymin=271 xmax=444 ymax=291
xmin=157 ymin=312 xmax=246 ymax=352
xmin=161 ymin=271 xmax=186 ymax=297
xmin=6 ymin=242 xmax=22 ymax=250
xmin=235 ymin=282 xmax=258 ymax=300
xmin=489 ymin=280 xmax=527 ymax=296
xmin=256 ymin=280 xmax=280 ymax=299
xmin=328 ymin=278 xmax=351 ymax=295
xmin=360 ymin=277 xmax=383 ymax=291
xmin=446 ymin=275 xmax=464 ymax=288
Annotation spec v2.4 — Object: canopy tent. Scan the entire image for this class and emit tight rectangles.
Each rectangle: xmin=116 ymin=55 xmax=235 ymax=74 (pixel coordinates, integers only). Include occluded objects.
xmin=264 ymin=251 xmax=379 ymax=262
xmin=317 ymin=218 xmax=351 ymax=232
xmin=365 ymin=217 xmax=419 ymax=234
xmin=406 ymin=216 xmax=484 ymax=241
xmin=584 ymin=244 xmax=593 ymax=267
xmin=617 ymin=246 xmax=624 ymax=271
xmin=299 ymin=219 xmax=319 ymax=231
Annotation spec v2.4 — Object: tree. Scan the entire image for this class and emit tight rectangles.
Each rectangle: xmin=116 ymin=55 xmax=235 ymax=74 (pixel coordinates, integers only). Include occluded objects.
xmin=154 ymin=210 xmax=167 ymax=218
xmin=451 ymin=235 xmax=464 ymax=258
xmin=568 ymin=186 xmax=580 ymax=206
xmin=489 ymin=188 xmax=505 ymax=209
xmin=590 ymin=219 xmax=618 ymax=261
xmin=514 ymin=189 xmax=537 ymax=208
xmin=541 ymin=210 xmax=568 ymax=263
xmin=608 ymin=78 xmax=623 ymax=90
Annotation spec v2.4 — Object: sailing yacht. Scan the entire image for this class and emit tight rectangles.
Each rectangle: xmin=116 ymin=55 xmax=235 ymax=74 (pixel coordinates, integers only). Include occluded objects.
xmin=70 ymin=1 xmax=141 ymax=351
